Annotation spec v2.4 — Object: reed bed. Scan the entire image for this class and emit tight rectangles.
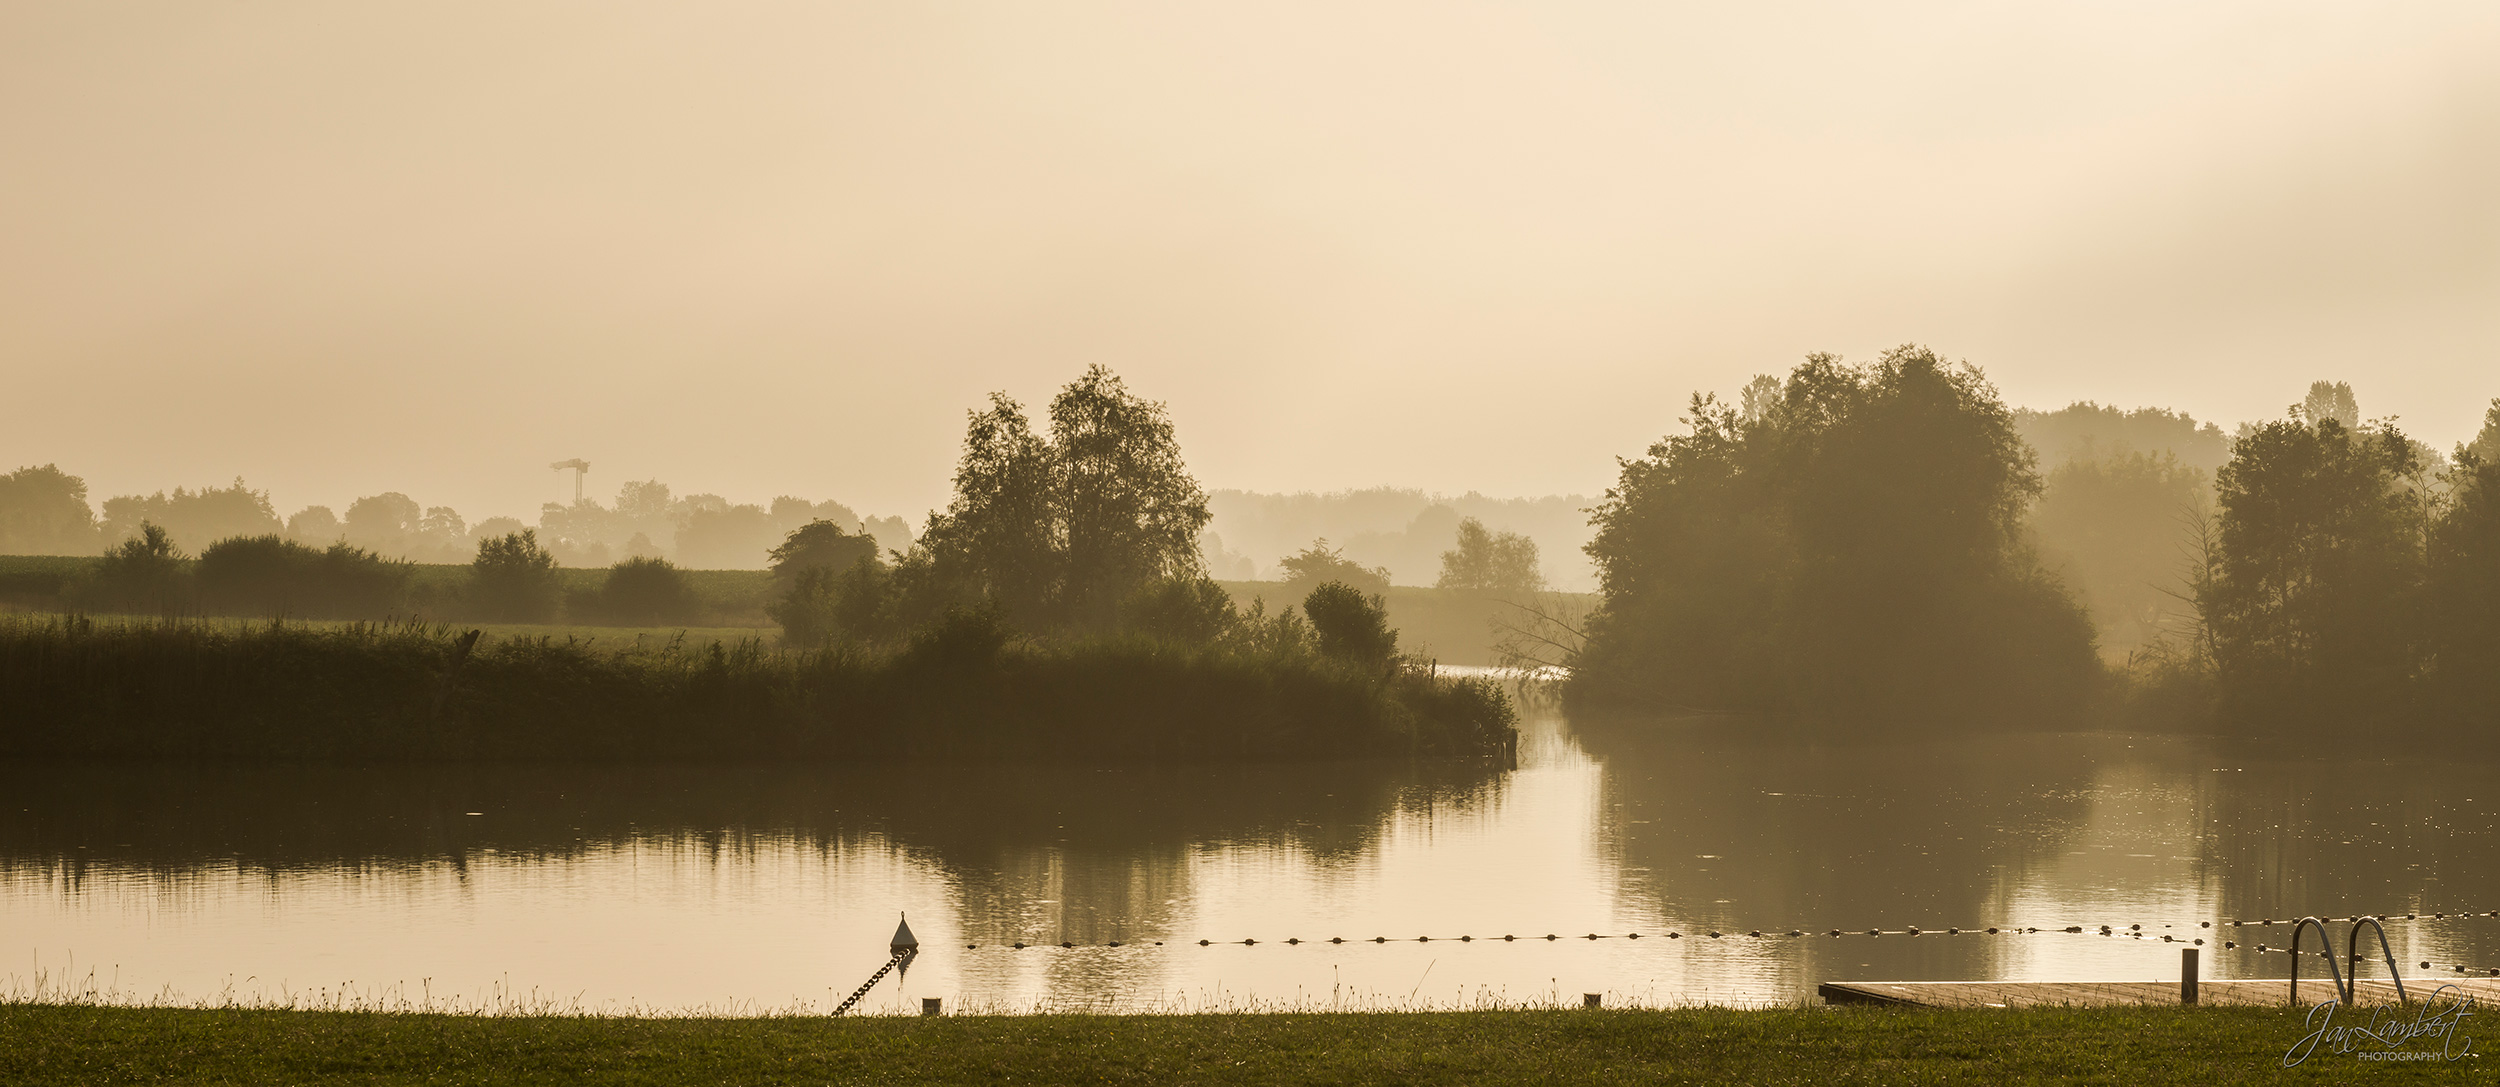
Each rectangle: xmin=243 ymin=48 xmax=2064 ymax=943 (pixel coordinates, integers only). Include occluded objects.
xmin=0 ymin=615 xmax=1515 ymax=763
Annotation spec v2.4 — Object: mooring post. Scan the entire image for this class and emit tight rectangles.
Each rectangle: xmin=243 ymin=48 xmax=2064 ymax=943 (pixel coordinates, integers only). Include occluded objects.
xmin=2181 ymin=947 xmax=2198 ymax=1005
xmin=922 ymin=997 xmax=942 ymax=1016
xmin=1583 ymin=993 xmax=1602 ymax=1008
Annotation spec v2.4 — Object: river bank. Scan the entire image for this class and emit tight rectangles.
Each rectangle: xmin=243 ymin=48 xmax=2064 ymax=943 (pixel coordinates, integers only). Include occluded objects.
xmin=0 ymin=1003 xmax=2421 ymax=1085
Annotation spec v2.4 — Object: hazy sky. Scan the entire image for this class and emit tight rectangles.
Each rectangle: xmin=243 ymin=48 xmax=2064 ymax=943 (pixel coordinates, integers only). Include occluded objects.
xmin=5 ymin=2 xmax=2495 ymax=524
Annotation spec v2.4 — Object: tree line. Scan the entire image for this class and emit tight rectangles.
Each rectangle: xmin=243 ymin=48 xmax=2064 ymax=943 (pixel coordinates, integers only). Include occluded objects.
xmin=59 ymin=523 xmax=711 ymax=626
xmin=1569 ymin=346 xmax=2500 ymax=737
xmin=0 ymin=466 xmax=908 ymax=570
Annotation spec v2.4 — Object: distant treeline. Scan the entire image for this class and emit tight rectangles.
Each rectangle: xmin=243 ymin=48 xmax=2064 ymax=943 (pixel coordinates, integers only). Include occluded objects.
xmin=0 ymin=531 xmax=769 ymax=627
xmin=0 ymin=468 xmax=913 ymax=570
xmin=0 ymin=614 xmax=1514 ymax=763
xmin=1566 ymin=347 xmax=2500 ymax=737
xmin=0 ymin=366 xmax=1519 ymax=763
xmin=1202 ymin=488 xmax=1594 ymax=591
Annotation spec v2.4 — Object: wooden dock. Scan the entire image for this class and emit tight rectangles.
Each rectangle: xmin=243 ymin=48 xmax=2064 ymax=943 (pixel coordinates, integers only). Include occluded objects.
xmin=1818 ymin=978 xmax=2500 ymax=1009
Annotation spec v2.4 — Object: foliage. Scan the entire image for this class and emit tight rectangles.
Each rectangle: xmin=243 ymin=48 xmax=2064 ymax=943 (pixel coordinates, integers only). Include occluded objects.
xmin=918 ymin=393 xmax=1062 ymax=622
xmin=194 ymin=535 xmax=408 ymax=619
xmin=769 ymin=558 xmax=901 ymax=646
xmin=1302 ymin=581 xmax=1398 ymax=670
xmin=1276 ymin=539 xmax=1390 ymax=595
xmin=98 ymin=479 xmax=281 ymax=554
xmin=1573 ymin=346 xmax=2100 ymax=727
xmin=1050 ymin=365 xmax=1214 ymax=628
xmin=2199 ymin=415 xmax=2426 ymax=727
xmin=768 ymin=520 xmax=881 ymax=584
xmin=0 ymin=464 xmax=98 ymax=555
xmin=2423 ymin=450 xmax=2500 ymax=719
xmin=2013 ymin=402 xmax=2230 ymax=475
xmin=584 ymin=556 xmax=700 ymax=626
xmin=79 ymin=523 xmax=189 ymax=614
xmin=468 ymin=530 xmax=561 ymax=623
xmin=285 ymin=505 xmax=342 ymax=543
xmin=1120 ymin=576 xmax=1237 ymax=646
xmin=1436 ymin=517 xmax=1543 ymax=593
xmin=912 ymin=366 xmax=1212 ymax=633
xmin=0 ymin=614 xmax=1513 ymax=763
xmin=2469 ymin=398 xmax=2500 ymax=464
xmin=343 ymin=492 xmax=423 ymax=554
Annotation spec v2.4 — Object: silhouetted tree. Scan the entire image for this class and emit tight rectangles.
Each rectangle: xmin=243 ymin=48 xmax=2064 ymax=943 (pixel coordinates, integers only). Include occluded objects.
xmin=343 ymin=492 xmax=422 ymax=556
xmin=469 ymin=529 xmax=561 ymax=622
xmin=2302 ymin=381 xmax=2361 ymax=432
xmin=764 ymin=519 xmax=890 ymax=644
xmin=768 ymin=520 xmax=880 ymax=584
xmin=912 ymin=367 xmax=1211 ymax=632
xmin=1436 ymin=517 xmax=1543 ymax=593
xmin=1575 ymin=346 xmax=2098 ymax=726
xmin=85 ymin=523 xmax=189 ymax=613
xmin=1052 ymin=365 xmax=1213 ymax=628
xmin=2427 ymin=448 xmax=2500 ymax=719
xmin=917 ymin=393 xmax=1061 ymax=623
xmin=1303 ymin=581 xmax=1397 ymax=670
xmin=2200 ymin=413 xmax=2425 ymax=727
xmin=0 ymin=464 xmax=99 ymax=555
xmin=285 ymin=505 xmax=342 ymax=544
xmin=1277 ymin=539 xmax=1390 ymax=595
xmin=99 ymin=480 xmax=281 ymax=553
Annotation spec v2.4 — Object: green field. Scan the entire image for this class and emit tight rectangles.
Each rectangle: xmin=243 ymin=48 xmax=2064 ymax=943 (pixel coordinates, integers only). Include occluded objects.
xmin=0 ymin=1003 xmax=2451 ymax=1085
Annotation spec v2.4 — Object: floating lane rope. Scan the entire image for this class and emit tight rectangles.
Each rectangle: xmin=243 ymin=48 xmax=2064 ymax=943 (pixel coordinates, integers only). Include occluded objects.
xmin=950 ymin=908 xmax=2498 ymax=951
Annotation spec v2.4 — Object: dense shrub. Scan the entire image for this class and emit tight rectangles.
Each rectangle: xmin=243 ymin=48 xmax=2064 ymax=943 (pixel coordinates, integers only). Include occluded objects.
xmin=194 ymin=535 xmax=407 ymax=619
xmin=583 ymin=556 xmax=699 ymax=626
xmin=468 ymin=530 xmax=560 ymax=623
xmin=1303 ymin=581 xmax=1398 ymax=670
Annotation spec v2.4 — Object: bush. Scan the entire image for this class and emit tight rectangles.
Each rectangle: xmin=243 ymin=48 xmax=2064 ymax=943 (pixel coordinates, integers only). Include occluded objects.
xmin=770 ymin=557 xmax=896 ymax=646
xmin=469 ymin=530 xmax=560 ymax=622
xmin=588 ymin=556 xmax=699 ymax=626
xmin=78 ymin=523 xmax=189 ymax=614
xmin=1122 ymin=577 xmax=1237 ymax=645
xmin=195 ymin=535 xmax=407 ymax=619
xmin=1303 ymin=581 xmax=1397 ymax=670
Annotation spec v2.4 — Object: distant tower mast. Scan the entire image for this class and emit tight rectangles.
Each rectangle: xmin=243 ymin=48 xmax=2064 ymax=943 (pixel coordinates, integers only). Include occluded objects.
xmin=550 ymin=459 xmax=590 ymax=504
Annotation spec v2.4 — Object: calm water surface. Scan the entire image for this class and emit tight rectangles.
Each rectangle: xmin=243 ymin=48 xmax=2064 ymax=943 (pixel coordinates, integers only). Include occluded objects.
xmin=6 ymin=709 xmax=2498 ymax=1012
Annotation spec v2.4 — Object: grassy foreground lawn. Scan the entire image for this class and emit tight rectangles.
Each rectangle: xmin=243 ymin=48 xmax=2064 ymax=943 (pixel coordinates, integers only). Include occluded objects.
xmin=0 ymin=1004 xmax=2469 ymax=1085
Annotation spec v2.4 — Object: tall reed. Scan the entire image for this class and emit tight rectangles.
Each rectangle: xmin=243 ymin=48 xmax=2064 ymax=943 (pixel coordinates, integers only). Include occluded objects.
xmin=0 ymin=616 xmax=1514 ymax=763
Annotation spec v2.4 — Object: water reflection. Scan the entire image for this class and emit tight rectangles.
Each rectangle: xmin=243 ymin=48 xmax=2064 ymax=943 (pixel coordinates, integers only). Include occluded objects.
xmin=4 ymin=715 xmax=2497 ymax=1011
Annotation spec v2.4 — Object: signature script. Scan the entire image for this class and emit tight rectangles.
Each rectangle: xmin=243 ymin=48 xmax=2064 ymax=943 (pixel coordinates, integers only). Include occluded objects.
xmin=2282 ymin=985 xmax=2478 ymax=1067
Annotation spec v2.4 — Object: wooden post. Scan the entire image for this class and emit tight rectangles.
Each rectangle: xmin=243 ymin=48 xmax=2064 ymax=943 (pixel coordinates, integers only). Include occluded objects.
xmin=1583 ymin=993 xmax=1602 ymax=1008
xmin=922 ymin=997 xmax=942 ymax=1016
xmin=2181 ymin=947 xmax=2198 ymax=1004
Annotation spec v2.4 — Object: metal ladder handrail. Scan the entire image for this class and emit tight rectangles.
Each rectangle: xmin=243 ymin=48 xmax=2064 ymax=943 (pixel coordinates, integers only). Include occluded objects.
xmin=2344 ymin=915 xmax=2407 ymax=1005
xmin=2288 ymin=916 xmax=2346 ymax=1006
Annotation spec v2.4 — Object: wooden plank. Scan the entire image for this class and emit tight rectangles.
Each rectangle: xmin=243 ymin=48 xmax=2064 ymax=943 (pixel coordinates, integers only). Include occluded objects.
xmin=1819 ymin=977 xmax=2500 ymax=1009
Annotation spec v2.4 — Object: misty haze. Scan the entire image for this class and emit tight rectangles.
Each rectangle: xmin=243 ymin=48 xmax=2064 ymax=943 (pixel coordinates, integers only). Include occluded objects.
xmin=3 ymin=3 xmax=2498 ymax=1083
